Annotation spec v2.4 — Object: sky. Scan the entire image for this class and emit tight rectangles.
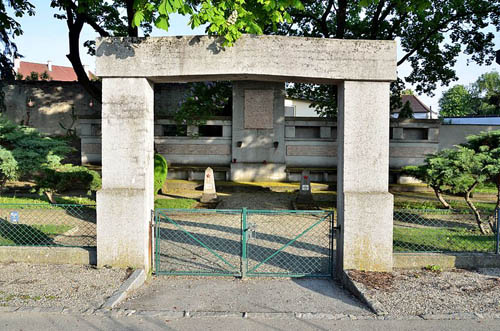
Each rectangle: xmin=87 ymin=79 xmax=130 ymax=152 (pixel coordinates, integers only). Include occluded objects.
xmin=8 ymin=1 xmax=500 ymax=112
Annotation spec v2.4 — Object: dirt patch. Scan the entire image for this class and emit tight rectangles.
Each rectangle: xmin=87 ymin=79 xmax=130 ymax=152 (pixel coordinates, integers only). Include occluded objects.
xmin=348 ymin=270 xmax=395 ymax=291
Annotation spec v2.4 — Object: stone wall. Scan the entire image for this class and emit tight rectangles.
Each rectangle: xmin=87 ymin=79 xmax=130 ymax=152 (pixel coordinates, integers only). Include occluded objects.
xmin=439 ymin=124 xmax=500 ymax=150
xmin=1 ymin=81 xmax=100 ymax=135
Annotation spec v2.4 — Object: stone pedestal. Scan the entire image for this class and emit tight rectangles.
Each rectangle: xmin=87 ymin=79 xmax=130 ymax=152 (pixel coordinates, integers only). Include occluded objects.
xmin=200 ymin=167 xmax=218 ymax=203
xmin=97 ymin=78 xmax=154 ymax=272
xmin=336 ymin=81 xmax=394 ymax=273
xmin=296 ymin=170 xmax=313 ymax=203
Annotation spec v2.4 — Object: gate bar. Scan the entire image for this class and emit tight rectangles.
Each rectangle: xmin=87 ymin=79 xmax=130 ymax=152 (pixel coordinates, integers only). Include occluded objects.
xmin=241 ymin=208 xmax=248 ymax=277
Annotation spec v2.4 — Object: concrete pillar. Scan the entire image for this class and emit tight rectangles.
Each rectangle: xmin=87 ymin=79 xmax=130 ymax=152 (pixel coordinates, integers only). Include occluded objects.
xmin=97 ymin=78 xmax=154 ymax=272
xmin=336 ymin=81 xmax=393 ymax=272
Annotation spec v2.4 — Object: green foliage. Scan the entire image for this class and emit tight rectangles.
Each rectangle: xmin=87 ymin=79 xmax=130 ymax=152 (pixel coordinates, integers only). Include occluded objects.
xmin=0 ymin=147 xmax=18 ymax=187
xmin=398 ymin=101 xmax=414 ymax=119
xmin=175 ymin=81 xmax=232 ymax=127
xmin=154 ymin=154 xmax=168 ymax=195
xmin=134 ymin=0 xmax=304 ymax=46
xmin=25 ymin=71 xmax=39 ymax=81
xmin=35 ymin=165 xmax=102 ymax=193
xmin=39 ymin=71 xmax=51 ymax=81
xmin=439 ymin=71 xmax=500 ymax=117
xmin=286 ymin=83 xmax=337 ymax=118
xmin=0 ymin=115 xmax=102 ymax=195
xmin=424 ymin=265 xmax=442 ymax=273
xmin=438 ymin=85 xmax=476 ymax=118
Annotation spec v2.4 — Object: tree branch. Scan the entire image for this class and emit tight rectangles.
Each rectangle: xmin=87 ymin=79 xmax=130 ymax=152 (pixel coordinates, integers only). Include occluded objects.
xmin=319 ymin=0 xmax=334 ymax=38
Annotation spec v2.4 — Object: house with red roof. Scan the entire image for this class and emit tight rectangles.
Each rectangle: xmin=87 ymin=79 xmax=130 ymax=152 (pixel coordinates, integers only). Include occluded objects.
xmin=13 ymin=58 xmax=95 ymax=82
xmin=391 ymin=94 xmax=438 ymax=119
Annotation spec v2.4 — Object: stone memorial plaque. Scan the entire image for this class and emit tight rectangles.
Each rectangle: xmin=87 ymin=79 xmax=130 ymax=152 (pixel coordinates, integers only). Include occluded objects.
xmin=201 ymin=167 xmax=218 ymax=203
xmin=244 ymin=90 xmax=274 ymax=129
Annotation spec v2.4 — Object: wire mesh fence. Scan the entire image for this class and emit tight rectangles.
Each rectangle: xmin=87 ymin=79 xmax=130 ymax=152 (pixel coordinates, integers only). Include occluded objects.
xmin=155 ymin=209 xmax=334 ymax=277
xmin=155 ymin=209 xmax=242 ymax=276
xmin=246 ymin=210 xmax=333 ymax=277
xmin=0 ymin=204 xmax=96 ymax=247
xmin=394 ymin=208 xmax=499 ymax=253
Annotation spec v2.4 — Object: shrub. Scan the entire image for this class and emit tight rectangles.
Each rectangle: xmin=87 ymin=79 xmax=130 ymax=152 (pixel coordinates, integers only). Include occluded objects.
xmin=0 ymin=148 xmax=18 ymax=189
xmin=154 ymin=154 xmax=168 ymax=194
xmin=35 ymin=165 xmax=102 ymax=202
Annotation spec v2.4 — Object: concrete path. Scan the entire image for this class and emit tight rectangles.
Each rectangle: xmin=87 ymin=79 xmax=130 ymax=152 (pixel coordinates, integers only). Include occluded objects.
xmin=119 ymin=278 xmax=368 ymax=315
xmin=1 ymin=312 xmax=499 ymax=331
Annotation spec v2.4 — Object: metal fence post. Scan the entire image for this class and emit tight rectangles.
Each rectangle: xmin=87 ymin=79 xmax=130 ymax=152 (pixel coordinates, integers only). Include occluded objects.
xmin=496 ymin=208 xmax=499 ymax=255
xmin=241 ymin=208 xmax=248 ymax=278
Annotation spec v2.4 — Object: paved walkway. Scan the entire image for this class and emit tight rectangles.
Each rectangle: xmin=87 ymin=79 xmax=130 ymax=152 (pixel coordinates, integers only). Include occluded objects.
xmin=119 ymin=278 xmax=368 ymax=315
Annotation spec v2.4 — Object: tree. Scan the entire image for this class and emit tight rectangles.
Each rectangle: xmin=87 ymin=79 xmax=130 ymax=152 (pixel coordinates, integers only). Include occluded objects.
xmin=472 ymin=71 xmax=500 ymax=115
xmin=439 ymin=71 xmax=500 ymax=117
xmin=438 ymin=85 xmax=476 ymax=118
xmin=0 ymin=1 xmax=35 ymax=110
xmin=465 ymin=130 xmax=500 ymax=226
xmin=402 ymin=150 xmax=456 ymax=209
xmin=398 ymin=101 xmax=414 ymax=119
xmin=265 ymin=0 xmax=500 ymax=116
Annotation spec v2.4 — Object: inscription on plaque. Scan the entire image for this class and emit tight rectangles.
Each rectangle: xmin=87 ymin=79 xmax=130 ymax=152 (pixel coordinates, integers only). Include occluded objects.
xmin=244 ymin=90 xmax=274 ymax=129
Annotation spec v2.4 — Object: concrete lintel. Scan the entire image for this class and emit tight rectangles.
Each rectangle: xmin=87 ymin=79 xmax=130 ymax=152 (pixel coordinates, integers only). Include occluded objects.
xmin=96 ymin=35 xmax=396 ymax=82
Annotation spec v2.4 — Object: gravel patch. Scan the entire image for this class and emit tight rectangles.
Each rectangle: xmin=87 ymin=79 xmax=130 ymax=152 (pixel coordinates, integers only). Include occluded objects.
xmin=218 ymin=192 xmax=294 ymax=210
xmin=0 ymin=263 xmax=128 ymax=310
xmin=351 ymin=268 xmax=500 ymax=316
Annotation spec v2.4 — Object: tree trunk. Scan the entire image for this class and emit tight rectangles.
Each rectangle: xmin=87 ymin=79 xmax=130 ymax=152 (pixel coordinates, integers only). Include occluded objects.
xmin=464 ymin=181 xmax=487 ymax=234
xmin=126 ymin=0 xmax=138 ymax=37
xmin=66 ymin=16 xmax=102 ymax=103
xmin=432 ymin=187 xmax=451 ymax=209
xmin=44 ymin=191 xmax=57 ymax=204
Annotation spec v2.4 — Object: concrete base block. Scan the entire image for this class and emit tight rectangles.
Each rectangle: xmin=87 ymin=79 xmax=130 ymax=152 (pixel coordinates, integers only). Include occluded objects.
xmin=340 ymin=192 xmax=393 ymax=272
xmin=0 ymin=246 xmax=96 ymax=265
xmin=394 ymin=252 xmax=500 ymax=270
xmin=200 ymin=193 xmax=218 ymax=203
xmin=230 ymin=163 xmax=286 ymax=182
xmin=97 ymin=188 xmax=152 ymax=271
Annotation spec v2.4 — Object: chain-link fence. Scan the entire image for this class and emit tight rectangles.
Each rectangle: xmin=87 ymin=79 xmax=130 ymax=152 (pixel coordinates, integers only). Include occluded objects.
xmin=0 ymin=204 xmax=96 ymax=247
xmin=155 ymin=209 xmax=334 ymax=277
xmin=394 ymin=208 xmax=499 ymax=253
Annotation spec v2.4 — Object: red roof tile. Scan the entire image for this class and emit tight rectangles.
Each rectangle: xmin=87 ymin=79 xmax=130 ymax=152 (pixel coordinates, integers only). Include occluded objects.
xmin=16 ymin=61 xmax=94 ymax=82
xmin=395 ymin=95 xmax=430 ymax=113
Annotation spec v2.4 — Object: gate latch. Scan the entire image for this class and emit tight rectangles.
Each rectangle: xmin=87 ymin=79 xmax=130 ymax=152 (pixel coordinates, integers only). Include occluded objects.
xmin=247 ymin=222 xmax=257 ymax=240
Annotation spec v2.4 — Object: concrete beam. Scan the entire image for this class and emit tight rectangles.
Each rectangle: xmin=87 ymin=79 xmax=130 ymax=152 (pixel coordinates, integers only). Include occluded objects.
xmin=96 ymin=35 xmax=396 ymax=83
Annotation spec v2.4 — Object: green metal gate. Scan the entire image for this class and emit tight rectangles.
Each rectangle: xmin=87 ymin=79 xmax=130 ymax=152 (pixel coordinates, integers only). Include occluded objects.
xmin=154 ymin=208 xmax=334 ymax=277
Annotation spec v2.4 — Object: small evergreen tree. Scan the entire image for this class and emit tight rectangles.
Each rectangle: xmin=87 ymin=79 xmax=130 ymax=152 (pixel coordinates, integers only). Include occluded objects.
xmin=398 ymin=101 xmax=414 ymax=119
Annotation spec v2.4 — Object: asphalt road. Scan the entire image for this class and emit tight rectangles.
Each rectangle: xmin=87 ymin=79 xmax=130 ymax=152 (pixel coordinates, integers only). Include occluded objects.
xmin=1 ymin=312 xmax=499 ymax=331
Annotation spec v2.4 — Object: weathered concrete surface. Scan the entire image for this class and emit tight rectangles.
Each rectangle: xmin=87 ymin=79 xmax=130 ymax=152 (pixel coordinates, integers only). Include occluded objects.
xmin=336 ymin=81 xmax=393 ymax=272
xmin=231 ymin=81 xmax=286 ymax=181
xmin=119 ymin=278 xmax=369 ymax=315
xmin=102 ymin=269 xmax=146 ymax=309
xmin=0 ymin=246 xmax=96 ymax=265
xmin=95 ymin=35 xmax=397 ymax=83
xmin=394 ymin=253 xmax=500 ymax=270
xmin=97 ymin=78 xmax=154 ymax=272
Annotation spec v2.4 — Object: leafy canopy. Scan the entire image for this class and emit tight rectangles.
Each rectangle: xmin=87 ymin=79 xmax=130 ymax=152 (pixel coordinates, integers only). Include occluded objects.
xmin=133 ymin=0 xmax=305 ymax=46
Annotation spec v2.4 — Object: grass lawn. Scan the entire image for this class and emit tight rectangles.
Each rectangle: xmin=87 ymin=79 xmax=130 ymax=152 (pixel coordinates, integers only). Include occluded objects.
xmin=0 ymin=223 xmax=73 ymax=246
xmin=154 ymin=198 xmax=198 ymax=209
xmin=394 ymin=226 xmax=496 ymax=253
xmin=0 ymin=196 xmax=95 ymax=206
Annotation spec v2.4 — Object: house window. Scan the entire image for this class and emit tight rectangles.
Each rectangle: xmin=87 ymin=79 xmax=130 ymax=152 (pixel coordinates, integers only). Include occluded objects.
xmin=295 ymin=126 xmax=320 ymax=139
xmin=163 ymin=125 xmax=187 ymax=136
xmin=404 ymin=128 xmax=428 ymax=140
xmin=199 ymin=125 xmax=223 ymax=137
